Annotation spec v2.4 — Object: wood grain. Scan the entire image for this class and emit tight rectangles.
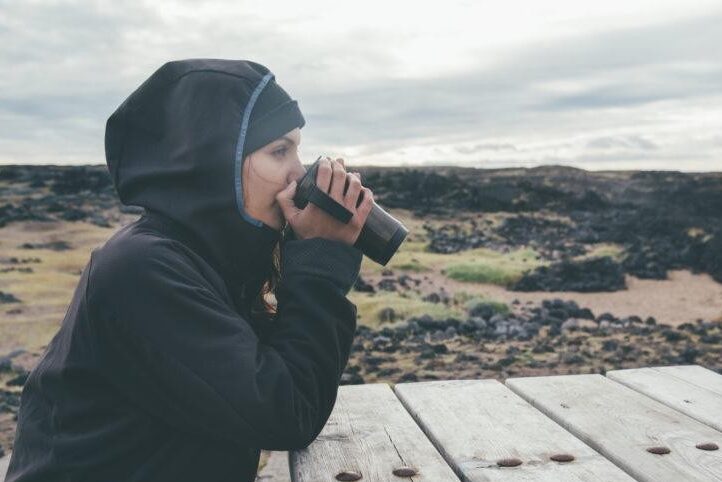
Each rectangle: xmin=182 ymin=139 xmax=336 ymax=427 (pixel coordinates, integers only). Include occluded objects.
xmin=506 ymin=373 xmax=722 ymax=482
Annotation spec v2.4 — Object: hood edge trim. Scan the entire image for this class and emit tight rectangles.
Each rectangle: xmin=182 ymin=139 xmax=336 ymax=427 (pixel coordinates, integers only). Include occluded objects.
xmin=234 ymin=72 xmax=275 ymax=227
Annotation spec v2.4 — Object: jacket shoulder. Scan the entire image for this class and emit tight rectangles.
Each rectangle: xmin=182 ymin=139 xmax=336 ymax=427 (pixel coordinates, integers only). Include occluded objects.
xmin=88 ymin=225 xmax=220 ymax=308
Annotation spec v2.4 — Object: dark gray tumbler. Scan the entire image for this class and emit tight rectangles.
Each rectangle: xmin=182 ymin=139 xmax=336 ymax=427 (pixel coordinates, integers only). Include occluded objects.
xmin=291 ymin=156 xmax=408 ymax=265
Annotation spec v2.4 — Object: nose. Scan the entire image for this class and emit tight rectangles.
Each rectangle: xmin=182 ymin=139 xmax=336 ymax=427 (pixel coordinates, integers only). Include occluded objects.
xmin=288 ymin=159 xmax=306 ymax=184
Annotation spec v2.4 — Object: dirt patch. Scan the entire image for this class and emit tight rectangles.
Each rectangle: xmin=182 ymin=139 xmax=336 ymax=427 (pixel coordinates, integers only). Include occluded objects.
xmin=363 ymin=268 xmax=722 ymax=327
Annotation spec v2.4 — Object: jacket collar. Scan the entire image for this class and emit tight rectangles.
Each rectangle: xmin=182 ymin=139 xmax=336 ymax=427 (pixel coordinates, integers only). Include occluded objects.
xmin=138 ymin=208 xmax=280 ymax=316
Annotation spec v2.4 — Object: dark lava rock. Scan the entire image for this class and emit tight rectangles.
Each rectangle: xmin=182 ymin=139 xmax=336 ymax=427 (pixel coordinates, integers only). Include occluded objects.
xmin=353 ymin=275 xmax=375 ymax=293
xmin=417 ymin=349 xmax=436 ymax=360
xmin=467 ymin=300 xmax=507 ymax=320
xmin=562 ymin=353 xmax=586 ymax=364
xmin=422 ymin=291 xmax=450 ymax=304
xmin=532 ymin=342 xmax=555 ymax=353
xmin=700 ymin=235 xmax=722 ymax=283
xmin=19 ymin=240 xmax=73 ymax=251
xmin=597 ymin=312 xmax=616 ymax=323
xmin=377 ymin=278 xmax=397 ymax=292
xmin=397 ymin=372 xmax=418 ymax=383
xmin=376 ymin=367 xmax=400 ymax=377
xmin=679 ymin=346 xmax=702 ymax=363
xmin=430 ymin=343 xmax=449 ymax=354
xmin=0 ymin=266 xmax=34 ymax=274
xmin=496 ymin=215 xmax=587 ymax=260
xmin=50 ymin=165 xmax=113 ymax=195
xmin=424 ymin=222 xmax=486 ymax=253
xmin=60 ymin=207 xmax=89 ymax=221
xmin=6 ymin=372 xmax=29 ymax=387
xmin=454 ymin=353 xmax=480 ymax=362
xmin=0 ymin=291 xmax=21 ymax=304
xmin=0 ymin=389 xmax=20 ymax=413
xmin=601 ymin=340 xmax=619 ymax=352
xmin=378 ymin=307 xmax=396 ymax=323
xmin=496 ymin=356 xmax=517 ymax=367
xmin=662 ymin=329 xmax=687 ymax=342
xmin=410 ymin=315 xmax=461 ymax=332
xmin=539 ymin=299 xmax=595 ymax=320
xmin=511 ymin=257 xmax=626 ymax=292
xmin=701 ymin=334 xmax=722 ymax=344
xmin=0 ymin=257 xmax=41 ymax=265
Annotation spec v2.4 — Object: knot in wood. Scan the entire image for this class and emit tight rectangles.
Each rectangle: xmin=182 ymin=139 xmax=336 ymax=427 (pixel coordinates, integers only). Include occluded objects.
xmin=550 ymin=453 xmax=575 ymax=462
xmin=392 ymin=466 xmax=418 ymax=477
xmin=696 ymin=442 xmax=719 ymax=451
xmin=335 ymin=469 xmax=362 ymax=481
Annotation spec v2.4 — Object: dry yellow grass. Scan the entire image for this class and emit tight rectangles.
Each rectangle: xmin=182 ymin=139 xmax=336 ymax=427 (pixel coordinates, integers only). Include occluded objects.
xmin=0 ymin=220 xmax=115 ymax=352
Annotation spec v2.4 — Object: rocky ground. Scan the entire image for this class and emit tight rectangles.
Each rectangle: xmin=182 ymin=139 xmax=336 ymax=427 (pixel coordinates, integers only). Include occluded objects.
xmin=340 ymin=298 xmax=722 ymax=386
xmin=1 ymin=163 xmax=721 ymax=462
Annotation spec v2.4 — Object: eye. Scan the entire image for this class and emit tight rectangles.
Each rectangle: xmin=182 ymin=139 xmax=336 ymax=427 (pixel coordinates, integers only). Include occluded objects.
xmin=273 ymin=146 xmax=288 ymax=157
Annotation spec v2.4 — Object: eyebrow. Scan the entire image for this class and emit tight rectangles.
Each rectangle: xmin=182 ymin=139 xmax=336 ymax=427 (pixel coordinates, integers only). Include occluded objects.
xmin=274 ymin=135 xmax=300 ymax=147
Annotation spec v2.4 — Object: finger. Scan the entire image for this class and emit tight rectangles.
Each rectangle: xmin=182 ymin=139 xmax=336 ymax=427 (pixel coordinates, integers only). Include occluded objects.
xmin=351 ymin=171 xmax=361 ymax=180
xmin=315 ymin=158 xmax=332 ymax=193
xmin=336 ymin=157 xmax=345 ymax=168
xmin=275 ymin=180 xmax=301 ymax=220
xmin=355 ymin=187 xmax=374 ymax=223
xmin=329 ymin=159 xmax=346 ymax=201
xmin=344 ymin=173 xmax=362 ymax=210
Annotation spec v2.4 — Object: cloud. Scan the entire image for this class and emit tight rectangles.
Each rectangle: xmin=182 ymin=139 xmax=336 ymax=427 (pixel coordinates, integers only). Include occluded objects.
xmin=0 ymin=0 xmax=721 ymax=171
xmin=586 ymin=136 xmax=658 ymax=150
xmin=455 ymin=143 xmax=519 ymax=154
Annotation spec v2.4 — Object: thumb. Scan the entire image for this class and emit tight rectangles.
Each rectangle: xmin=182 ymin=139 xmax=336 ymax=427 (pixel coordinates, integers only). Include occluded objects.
xmin=275 ymin=180 xmax=300 ymax=218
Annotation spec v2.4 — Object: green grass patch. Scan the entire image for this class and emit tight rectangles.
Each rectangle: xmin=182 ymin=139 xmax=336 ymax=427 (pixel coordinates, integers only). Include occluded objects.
xmin=347 ymin=291 xmax=465 ymax=329
xmin=442 ymin=246 xmax=546 ymax=286
xmin=445 ymin=263 xmax=518 ymax=285
xmin=463 ymin=296 xmax=510 ymax=316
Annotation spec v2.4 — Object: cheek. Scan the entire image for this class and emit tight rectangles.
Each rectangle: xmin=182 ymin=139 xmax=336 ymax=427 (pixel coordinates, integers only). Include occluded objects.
xmin=244 ymin=154 xmax=290 ymax=204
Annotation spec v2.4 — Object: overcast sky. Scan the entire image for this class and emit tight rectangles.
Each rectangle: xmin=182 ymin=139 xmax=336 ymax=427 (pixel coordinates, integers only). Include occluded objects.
xmin=2 ymin=0 xmax=721 ymax=171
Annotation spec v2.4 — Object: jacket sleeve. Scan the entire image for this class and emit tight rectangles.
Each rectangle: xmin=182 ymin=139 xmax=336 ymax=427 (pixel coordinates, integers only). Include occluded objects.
xmin=87 ymin=234 xmax=362 ymax=451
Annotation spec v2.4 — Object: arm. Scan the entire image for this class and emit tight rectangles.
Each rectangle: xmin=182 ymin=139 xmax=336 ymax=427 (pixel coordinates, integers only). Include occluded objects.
xmin=88 ymin=234 xmax=362 ymax=451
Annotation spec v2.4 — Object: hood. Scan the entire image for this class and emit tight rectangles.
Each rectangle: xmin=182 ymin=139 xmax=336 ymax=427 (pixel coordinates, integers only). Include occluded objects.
xmin=104 ymin=58 xmax=305 ymax=300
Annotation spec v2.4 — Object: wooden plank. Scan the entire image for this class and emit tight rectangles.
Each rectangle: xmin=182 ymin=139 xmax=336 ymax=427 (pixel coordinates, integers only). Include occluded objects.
xmin=652 ymin=364 xmax=722 ymax=395
xmin=506 ymin=373 xmax=722 ymax=482
xmin=607 ymin=365 xmax=722 ymax=432
xmin=256 ymin=450 xmax=291 ymax=481
xmin=394 ymin=379 xmax=634 ymax=481
xmin=0 ymin=452 xmax=10 ymax=481
xmin=290 ymin=383 xmax=460 ymax=482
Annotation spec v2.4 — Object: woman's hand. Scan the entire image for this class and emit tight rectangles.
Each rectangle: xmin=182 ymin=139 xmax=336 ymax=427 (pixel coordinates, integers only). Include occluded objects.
xmin=276 ymin=157 xmax=374 ymax=246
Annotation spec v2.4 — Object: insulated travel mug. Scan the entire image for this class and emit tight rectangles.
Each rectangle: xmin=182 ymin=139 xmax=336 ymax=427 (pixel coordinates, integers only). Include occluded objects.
xmin=292 ymin=156 xmax=408 ymax=265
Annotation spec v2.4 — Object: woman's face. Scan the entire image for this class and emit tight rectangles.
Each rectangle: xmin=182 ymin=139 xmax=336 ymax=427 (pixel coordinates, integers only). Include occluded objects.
xmin=242 ymin=127 xmax=306 ymax=231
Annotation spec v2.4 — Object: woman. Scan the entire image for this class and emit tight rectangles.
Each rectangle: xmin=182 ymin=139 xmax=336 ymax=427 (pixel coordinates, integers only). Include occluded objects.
xmin=6 ymin=59 xmax=374 ymax=482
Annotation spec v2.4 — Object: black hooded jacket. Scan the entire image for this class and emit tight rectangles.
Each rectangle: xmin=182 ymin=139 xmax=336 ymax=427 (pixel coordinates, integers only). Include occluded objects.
xmin=5 ymin=59 xmax=363 ymax=482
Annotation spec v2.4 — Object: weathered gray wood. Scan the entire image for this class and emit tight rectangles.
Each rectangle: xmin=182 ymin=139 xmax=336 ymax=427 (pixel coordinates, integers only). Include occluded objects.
xmin=256 ymin=450 xmax=291 ymax=481
xmin=290 ymin=383 xmax=459 ymax=482
xmin=651 ymin=365 xmax=722 ymax=395
xmin=607 ymin=365 xmax=722 ymax=432
xmin=506 ymin=373 xmax=722 ymax=482
xmin=394 ymin=379 xmax=635 ymax=481
xmin=0 ymin=452 xmax=10 ymax=481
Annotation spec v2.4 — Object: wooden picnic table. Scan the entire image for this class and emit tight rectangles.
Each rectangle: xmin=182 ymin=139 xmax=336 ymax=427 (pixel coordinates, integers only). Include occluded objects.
xmin=286 ymin=364 xmax=722 ymax=482
xmin=2 ymin=364 xmax=722 ymax=481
